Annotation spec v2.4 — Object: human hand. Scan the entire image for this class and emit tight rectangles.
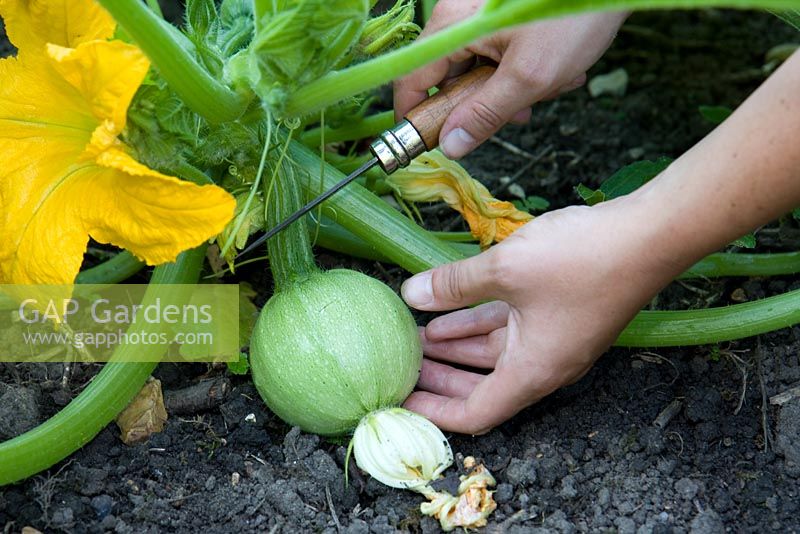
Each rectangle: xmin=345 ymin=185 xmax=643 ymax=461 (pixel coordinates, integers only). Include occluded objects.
xmin=394 ymin=2 xmax=628 ymax=159
xmin=400 ymin=193 xmax=690 ymax=434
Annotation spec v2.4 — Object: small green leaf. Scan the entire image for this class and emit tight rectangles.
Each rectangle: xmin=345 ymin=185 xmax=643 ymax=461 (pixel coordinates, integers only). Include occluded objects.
xmin=731 ymin=233 xmax=756 ymax=249
xmin=792 ymin=207 xmax=800 ymax=221
xmin=227 ymin=352 xmax=250 ymax=375
xmin=577 ymin=158 xmax=672 ymax=206
xmin=512 ymin=195 xmax=550 ymax=213
xmin=698 ymin=105 xmax=733 ymax=125
xmin=601 ymin=157 xmax=673 ymax=200
xmin=186 ymin=0 xmax=217 ymax=35
xmin=575 ymin=183 xmax=605 ymax=206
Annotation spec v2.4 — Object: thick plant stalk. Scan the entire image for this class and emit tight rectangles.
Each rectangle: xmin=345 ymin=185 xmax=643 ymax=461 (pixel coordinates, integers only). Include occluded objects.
xmin=616 ymin=288 xmax=800 ymax=346
xmin=301 ymin=110 xmax=394 ymax=148
xmin=266 ymin=161 xmax=320 ymax=291
xmin=0 ymin=247 xmax=206 ymax=486
xmin=289 ymin=140 xmax=465 ymax=273
xmin=678 ymin=251 xmax=800 ymax=279
xmin=75 ymin=252 xmax=145 ymax=284
xmin=98 ymin=0 xmax=248 ymax=123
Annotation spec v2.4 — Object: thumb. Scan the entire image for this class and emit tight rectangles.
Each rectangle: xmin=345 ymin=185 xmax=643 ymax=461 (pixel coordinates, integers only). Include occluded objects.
xmin=401 ymin=250 xmax=504 ymax=311
xmin=439 ymin=67 xmax=530 ymax=159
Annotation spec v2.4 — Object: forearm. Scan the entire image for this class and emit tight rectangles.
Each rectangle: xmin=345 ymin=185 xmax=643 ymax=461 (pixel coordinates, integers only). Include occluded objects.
xmin=636 ymin=51 xmax=800 ymax=270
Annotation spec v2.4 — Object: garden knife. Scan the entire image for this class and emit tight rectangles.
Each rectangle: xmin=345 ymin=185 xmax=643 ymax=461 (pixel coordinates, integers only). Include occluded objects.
xmin=236 ymin=66 xmax=494 ymax=259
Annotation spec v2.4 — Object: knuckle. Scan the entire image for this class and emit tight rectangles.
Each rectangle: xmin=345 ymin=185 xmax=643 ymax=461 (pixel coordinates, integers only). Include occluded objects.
xmin=431 ymin=264 xmax=465 ymax=304
xmin=466 ymin=100 xmax=505 ymax=133
xmin=485 ymin=249 xmax=516 ymax=293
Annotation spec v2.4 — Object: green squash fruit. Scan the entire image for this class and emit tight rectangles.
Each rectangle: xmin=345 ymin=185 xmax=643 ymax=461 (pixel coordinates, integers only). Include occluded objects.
xmin=249 ymin=269 xmax=422 ymax=436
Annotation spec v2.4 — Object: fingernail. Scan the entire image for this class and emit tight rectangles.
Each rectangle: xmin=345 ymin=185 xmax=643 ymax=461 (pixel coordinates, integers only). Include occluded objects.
xmin=402 ymin=272 xmax=433 ymax=308
xmin=440 ymin=128 xmax=475 ymax=159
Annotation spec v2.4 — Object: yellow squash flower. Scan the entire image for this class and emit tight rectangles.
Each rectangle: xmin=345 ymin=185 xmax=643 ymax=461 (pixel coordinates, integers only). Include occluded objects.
xmin=0 ymin=0 xmax=236 ymax=285
xmin=386 ymin=150 xmax=532 ymax=249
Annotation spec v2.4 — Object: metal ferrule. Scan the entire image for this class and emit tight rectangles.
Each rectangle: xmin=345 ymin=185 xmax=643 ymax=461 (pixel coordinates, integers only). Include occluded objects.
xmin=369 ymin=120 xmax=426 ymax=174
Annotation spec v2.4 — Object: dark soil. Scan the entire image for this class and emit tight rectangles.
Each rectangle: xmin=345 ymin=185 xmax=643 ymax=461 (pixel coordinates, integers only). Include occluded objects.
xmin=3 ymin=8 xmax=800 ymax=534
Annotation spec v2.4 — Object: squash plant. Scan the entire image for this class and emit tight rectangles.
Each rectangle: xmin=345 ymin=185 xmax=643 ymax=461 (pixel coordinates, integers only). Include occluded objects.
xmin=2 ymin=0 xmax=800 ymax=507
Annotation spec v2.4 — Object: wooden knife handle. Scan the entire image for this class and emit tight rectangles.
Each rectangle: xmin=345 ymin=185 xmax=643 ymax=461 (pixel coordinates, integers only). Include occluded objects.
xmin=404 ymin=65 xmax=496 ymax=150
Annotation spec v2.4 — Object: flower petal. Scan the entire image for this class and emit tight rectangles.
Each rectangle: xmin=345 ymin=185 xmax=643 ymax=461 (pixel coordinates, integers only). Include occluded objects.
xmin=0 ymin=0 xmax=114 ymax=55
xmin=48 ymin=40 xmax=149 ymax=131
xmin=387 ymin=150 xmax=533 ymax=248
xmin=3 ymin=149 xmax=234 ymax=284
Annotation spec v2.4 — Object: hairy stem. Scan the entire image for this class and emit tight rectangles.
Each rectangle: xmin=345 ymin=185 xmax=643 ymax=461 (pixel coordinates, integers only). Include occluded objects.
xmin=98 ymin=0 xmax=249 ymax=123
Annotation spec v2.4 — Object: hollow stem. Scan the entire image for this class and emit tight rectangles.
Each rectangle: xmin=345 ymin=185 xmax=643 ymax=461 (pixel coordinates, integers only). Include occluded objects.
xmin=616 ymin=288 xmax=800 ymax=347
xmin=289 ymin=140 xmax=464 ymax=273
xmin=75 ymin=252 xmax=145 ymax=284
xmin=98 ymin=0 xmax=249 ymax=123
xmin=0 ymin=246 xmax=206 ymax=485
xmin=300 ymin=111 xmax=394 ymax=147
xmin=267 ymin=139 xmax=320 ymax=291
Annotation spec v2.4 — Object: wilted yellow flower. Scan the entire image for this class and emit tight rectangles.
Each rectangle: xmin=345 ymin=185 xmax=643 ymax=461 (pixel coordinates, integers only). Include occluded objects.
xmin=0 ymin=0 xmax=236 ymax=285
xmin=420 ymin=456 xmax=498 ymax=532
xmin=386 ymin=150 xmax=532 ymax=248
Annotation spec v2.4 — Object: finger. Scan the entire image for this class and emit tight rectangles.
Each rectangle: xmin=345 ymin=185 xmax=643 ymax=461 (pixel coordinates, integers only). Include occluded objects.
xmin=394 ymin=57 xmax=451 ymax=121
xmin=401 ymin=248 xmax=507 ymax=311
xmin=404 ymin=365 xmax=534 ymax=434
xmin=540 ymin=73 xmax=588 ymax=101
xmin=425 ymin=301 xmax=509 ymax=341
xmin=438 ymin=64 xmax=535 ymax=159
xmin=509 ymin=107 xmax=532 ymax=125
xmin=421 ymin=328 xmax=506 ymax=369
xmin=416 ymin=359 xmax=483 ymax=398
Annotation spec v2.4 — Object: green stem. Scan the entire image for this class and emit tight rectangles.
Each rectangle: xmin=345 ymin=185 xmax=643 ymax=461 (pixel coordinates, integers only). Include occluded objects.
xmin=421 ymin=0 xmax=437 ymax=22
xmin=678 ymin=251 xmax=800 ymax=279
xmin=431 ymin=231 xmax=476 ymax=243
xmin=173 ymin=162 xmax=214 ymax=185
xmin=284 ymin=15 xmax=488 ymax=116
xmin=300 ymin=111 xmax=394 ymax=147
xmin=268 ymin=144 xmax=320 ymax=291
xmin=285 ymin=0 xmax=800 ymax=116
xmin=0 ymin=247 xmax=206 ymax=486
xmin=98 ymin=0 xmax=249 ymax=123
xmin=315 ymin=219 xmax=477 ymax=262
xmin=289 ymin=140 xmax=465 ymax=273
xmin=616 ymin=288 xmax=800 ymax=347
xmin=75 ymin=251 xmax=145 ymax=284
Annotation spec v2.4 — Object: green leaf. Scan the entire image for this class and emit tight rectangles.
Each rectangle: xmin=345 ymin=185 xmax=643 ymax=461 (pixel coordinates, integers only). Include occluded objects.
xmin=575 ymin=183 xmax=605 ymax=206
xmin=732 ymin=233 xmax=757 ymax=249
xmin=576 ymin=157 xmax=672 ymax=206
xmin=699 ymin=105 xmax=733 ymax=125
xmin=513 ymin=195 xmax=551 ymax=213
xmin=227 ymin=352 xmax=250 ymax=375
xmin=769 ymin=8 xmax=800 ymax=30
xmin=793 ymin=207 xmax=800 ymax=220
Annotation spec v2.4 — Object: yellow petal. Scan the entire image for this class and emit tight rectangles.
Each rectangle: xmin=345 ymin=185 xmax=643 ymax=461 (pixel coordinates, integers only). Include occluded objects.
xmin=0 ymin=38 xmax=235 ymax=285
xmin=48 ymin=40 xmax=149 ymax=130
xmin=387 ymin=150 xmax=532 ymax=248
xmin=0 ymin=0 xmax=114 ymax=55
